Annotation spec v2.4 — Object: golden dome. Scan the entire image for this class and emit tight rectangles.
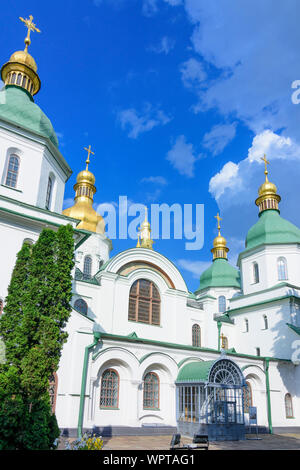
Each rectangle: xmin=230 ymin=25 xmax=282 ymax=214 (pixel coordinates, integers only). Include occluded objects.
xmin=255 ymin=155 xmax=281 ymax=213
xmin=1 ymin=16 xmax=41 ymax=96
xmin=9 ymin=50 xmax=37 ymax=72
xmin=63 ymin=145 xmax=106 ymax=234
xmin=136 ymin=207 xmax=154 ymax=250
xmin=211 ymin=213 xmax=229 ymax=260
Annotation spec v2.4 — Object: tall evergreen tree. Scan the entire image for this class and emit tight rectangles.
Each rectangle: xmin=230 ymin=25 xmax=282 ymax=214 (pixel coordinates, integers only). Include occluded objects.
xmin=0 ymin=224 xmax=74 ymax=449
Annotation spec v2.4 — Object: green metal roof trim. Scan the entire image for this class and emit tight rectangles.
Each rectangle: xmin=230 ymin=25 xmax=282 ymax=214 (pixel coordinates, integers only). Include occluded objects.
xmin=196 ymin=258 xmax=241 ymax=292
xmin=286 ymin=323 xmax=300 ymax=336
xmin=85 ymin=331 xmax=291 ymax=363
xmin=245 ymin=210 xmax=300 ymax=251
xmin=214 ymin=314 xmax=234 ymax=324
xmin=230 ymin=282 xmax=300 ymax=303
xmin=0 ymin=86 xmax=59 ymax=147
xmin=74 ymin=267 xmax=99 ymax=285
xmin=223 ymin=294 xmax=299 ymax=317
xmin=176 ymin=360 xmax=215 ymax=383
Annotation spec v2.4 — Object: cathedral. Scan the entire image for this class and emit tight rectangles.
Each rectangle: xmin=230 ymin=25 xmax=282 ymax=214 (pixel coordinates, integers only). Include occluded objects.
xmin=0 ymin=17 xmax=300 ymax=441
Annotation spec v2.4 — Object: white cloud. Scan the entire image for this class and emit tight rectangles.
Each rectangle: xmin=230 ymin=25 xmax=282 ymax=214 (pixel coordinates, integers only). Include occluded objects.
xmin=180 ymin=58 xmax=207 ymax=89
xmin=203 ymin=123 xmax=237 ymax=156
xmin=177 ymin=259 xmax=211 ymax=279
xmin=142 ymin=0 xmax=158 ymax=16
xmin=166 ymin=135 xmax=201 ymax=178
xmin=176 ymin=0 xmax=300 ymax=145
xmin=164 ymin=0 xmax=182 ymax=5
xmin=209 ymin=130 xmax=300 ymax=243
xmin=148 ymin=36 xmax=175 ymax=55
xmin=118 ymin=104 xmax=172 ymax=139
xmin=141 ymin=176 xmax=168 ymax=185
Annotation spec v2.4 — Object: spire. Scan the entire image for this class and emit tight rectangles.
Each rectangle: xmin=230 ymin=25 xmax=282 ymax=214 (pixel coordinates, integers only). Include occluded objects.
xmin=1 ymin=15 xmax=41 ymax=97
xmin=62 ymin=146 xmax=105 ymax=234
xmin=137 ymin=207 xmax=154 ymax=250
xmin=255 ymin=155 xmax=281 ymax=214
xmin=211 ymin=213 xmax=229 ymax=260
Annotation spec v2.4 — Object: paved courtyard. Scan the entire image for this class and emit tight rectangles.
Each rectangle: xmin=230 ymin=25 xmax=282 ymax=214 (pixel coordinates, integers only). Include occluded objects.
xmin=59 ymin=433 xmax=300 ymax=450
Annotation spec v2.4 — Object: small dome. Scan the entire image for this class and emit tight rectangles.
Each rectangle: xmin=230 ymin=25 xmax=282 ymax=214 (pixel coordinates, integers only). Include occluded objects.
xmin=213 ymin=235 xmax=227 ymax=248
xmin=196 ymin=258 xmax=241 ymax=292
xmin=0 ymin=85 xmax=58 ymax=147
xmin=258 ymin=180 xmax=277 ymax=197
xmin=246 ymin=210 xmax=300 ymax=250
xmin=9 ymin=50 xmax=37 ymax=72
xmin=77 ymin=169 xmax=95 ymax=186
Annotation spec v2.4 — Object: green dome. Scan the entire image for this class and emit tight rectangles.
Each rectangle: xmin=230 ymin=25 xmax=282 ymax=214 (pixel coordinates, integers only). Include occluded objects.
xmin=0 ymin=85 xmax=58 ymax=147
xmin=196 ymin=258 xmax=241 ymax=292
xmin=246 ymin=210 xmax=300 ymax=250
xmin=177 ymin=361 xmax=215 ymax=383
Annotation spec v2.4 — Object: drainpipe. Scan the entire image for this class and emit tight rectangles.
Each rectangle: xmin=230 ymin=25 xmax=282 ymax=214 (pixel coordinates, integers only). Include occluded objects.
xmin=217 ymin=321 xmax=222 ymax=352
xmin=77 ymin=332 xmax=101 ymax=438
xmin=264 ymin=358 xmax=273 ymax=434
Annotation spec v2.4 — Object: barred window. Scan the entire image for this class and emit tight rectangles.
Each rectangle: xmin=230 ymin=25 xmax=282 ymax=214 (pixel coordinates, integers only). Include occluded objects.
xmin=45 ymin=176 xmax=53 ymax=210
xmin=143 ymin=372 xmax=159 ymax=409
xmin=83 ymin=256 xmax=92 ymax=279
xmin=5 ymin=155 xmax=20 ymax=188
xmin=218 ymin=295 xmax=226 ymax=313
xmin=243 ymin=381 xmax=252 ymax=413
xmin=277 ymin=257 xmax=288 ymax=281
xmin=192 ymin=324 xmax=201 ymax=347
xmin=285 ymin=393 xmax=293 ymax=418
xmin=100 ymin=369 xmax=119 ymax=408
xmin=49 ymin=372 xmax=58 ymax=414
xmin=74 ymin=298 xmax=88 ymax=316
xmin=128 ymin=279 xmax=160 ymax=325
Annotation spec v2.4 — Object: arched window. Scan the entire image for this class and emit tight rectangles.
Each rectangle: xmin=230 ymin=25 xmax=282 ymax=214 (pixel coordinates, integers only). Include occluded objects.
xmin=45 ymin=175 xmax=53 ymax=210
xmin=83 ymin=256 xmax=92 ymax=279
xmin=5 ymin=155 xmax=20 ymax=188
xmin=128 ymin=279 xmax=160 ymax=325
xmin=243 ymin=381 xmax=253 ymax=413
xmin=74 ymin=298 xmax=88 ymax=316
xmin=49 ymin=372 xmax=58 ymax=414
xmin=192 ymin=324 xmax=201 ymax=347
xmin=0 ymin=299 xmax=3 ymax=315
xmin=245 ymin=319 xmax=249 ymax=333
xmin=277 ymin=257 xmax=288 ymax=281
xmin=218 ymin=296 xmax=226 ymax=314
xmin=263 ymin=315 xmax=268 ymax=330
xmin=100 ymin=369 xmax=119 ymax=408
xmin=253 ymin=262 xmax=259 ymax=284
xmin=143 ymin=372 xmax=159 ymax=409
xmin=285 ymin=393 xmax=293 ymax=418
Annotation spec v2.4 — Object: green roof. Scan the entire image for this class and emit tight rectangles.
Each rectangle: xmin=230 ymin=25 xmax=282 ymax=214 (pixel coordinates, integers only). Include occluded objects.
xmin=176 ymin=360 xmax=215 ymax=383
xmin=0 ymin=85 xmax=58 ymax=147
xmin=196 ymin=258 xmax=241 ymax=292
xmin=246 ymin=210 xmax=300 ymax=250
xmin=287 ymin=323 xmax=300 ymax=336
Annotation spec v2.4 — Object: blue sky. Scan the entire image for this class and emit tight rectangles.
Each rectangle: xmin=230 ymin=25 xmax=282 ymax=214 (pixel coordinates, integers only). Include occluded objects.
xmin=2 ymin=0 xmax=300 ymax=291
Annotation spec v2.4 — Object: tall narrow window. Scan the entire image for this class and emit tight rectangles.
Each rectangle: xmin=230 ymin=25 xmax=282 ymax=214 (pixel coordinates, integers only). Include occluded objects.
xmin=45 ymin=176 xmax=53 ymax=210
xmin=49 ymin=373 xmax=58 ymax=414
xmin=243 ymin=381 xmax=252 ymax=413
xmin=5 ymin=155 xmax=20 ymax=188
xmin=277 ymin=257 xmax=288 ymax=281
xmin=192 ymin=324 xmax=201 ymax=347
xmin=83 ymin=256 xmax=92 ymax=279
xmin=218 ymin=295 xmax=226 ymax=314
xmin=245 ymin=319 xmax=249 ymax=332
xmin=263 ymin=315 xmax=268 ymax=330
xmin=253 ymin=262 xmax=259 ymax=284
xmin=100 ymin=369 xmax=119 ymax=408
xmin=256 ymin=347 xmax=261 ymax=356
xmin=74 ymin=298 xmax=88 ymax=316
xmin=285 ymin=393 xmax=293 ymax=418
xmin=128 ymin=279 xmax=160 ymax=325
xmin=143 ymin=372 xmax=159 ymax=409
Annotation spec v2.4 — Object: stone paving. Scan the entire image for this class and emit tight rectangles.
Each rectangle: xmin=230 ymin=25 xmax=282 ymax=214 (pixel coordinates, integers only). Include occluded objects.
xmin=59 ymin=433 xmax=300 ymax=450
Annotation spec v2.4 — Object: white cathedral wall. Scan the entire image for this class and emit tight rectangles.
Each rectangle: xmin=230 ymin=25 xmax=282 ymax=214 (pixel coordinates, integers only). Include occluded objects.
xmin=0 ymin=125 xmax=67 ymax=212
xmin=75 ymin=233 xmax=111 ymax=276
xmin=239 ymin=244 xmax=300 ymax=295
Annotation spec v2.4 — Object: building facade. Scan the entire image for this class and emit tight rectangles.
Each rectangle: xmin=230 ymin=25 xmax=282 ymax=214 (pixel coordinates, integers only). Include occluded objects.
xmin=0 ymin=17 xmax=300 ymax=440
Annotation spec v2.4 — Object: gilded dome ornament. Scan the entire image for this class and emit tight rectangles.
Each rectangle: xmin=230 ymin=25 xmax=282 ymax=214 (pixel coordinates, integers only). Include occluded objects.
xmin=255 ymin=155 xmax=281 ymax=213
xmin=136 ymin=207 xmax=154 ymax=250
xmin=62 ymin=146 xmax=105 ymax=234
xmin=211 ymin=213 xmax=229 ymax=260
xmin=1 ymin=15 xmax=41 ymax=97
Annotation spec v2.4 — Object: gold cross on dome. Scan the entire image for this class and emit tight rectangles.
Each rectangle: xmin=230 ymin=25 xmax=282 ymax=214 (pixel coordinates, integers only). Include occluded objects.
xmin=84 ymin=145 xmax=95 ymax=170
xmin=19 ymin=15 xmax=41 ymax=52
xmin=215 ymin=212 xmax=222 ymax=234
xmin=261 ymin=154 xmax=270 ymax=181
